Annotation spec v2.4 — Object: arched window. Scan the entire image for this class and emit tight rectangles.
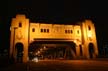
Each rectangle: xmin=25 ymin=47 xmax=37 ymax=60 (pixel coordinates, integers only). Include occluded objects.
xmin=70 ymin=30 xmax=73 ymax=33
xmin=88 ymin=26 xmax=91 ymax=30
xmin=19 ymin=22 xmax=22 ymax=27
xmin=77 ymin=30 xmax=79 ymax=34
xmin=32 ymin=28 xmax=35 ymax=32
xmin=47 ymin=29 xmax=49 ymax=33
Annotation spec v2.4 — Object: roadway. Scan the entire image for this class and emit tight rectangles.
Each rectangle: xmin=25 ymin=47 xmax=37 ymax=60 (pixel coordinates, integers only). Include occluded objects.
xmin=1 ymin=59 xmax=108 ymax=71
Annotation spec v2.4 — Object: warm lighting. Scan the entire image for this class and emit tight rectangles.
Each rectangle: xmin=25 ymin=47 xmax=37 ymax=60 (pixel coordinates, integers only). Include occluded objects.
xmin=35 ymin=53 xmax=38 ymax=55
xmin=88 ymin=31 xmax=93 ymax=41
xmin=74 ymin=40 xmax=77 ymax=43
xmin=32 ymin=57 xmax=39 ymax=62
xmin=88 ymin=31 xmax=92 ymax=38
xmin=44 ymin=46 xmax=46 ymax=50
xmin=27 ymin=57 xmax=29 ymax=61
xmin=37 ymin=51 xmax=40 ymax=54
xmin=9 ymin=15 xmax=98 ymax=62
xmin=10 ymin=27 xmax=11 ymax=31
xmin=40 ymin=48 xmax=42 ymax=51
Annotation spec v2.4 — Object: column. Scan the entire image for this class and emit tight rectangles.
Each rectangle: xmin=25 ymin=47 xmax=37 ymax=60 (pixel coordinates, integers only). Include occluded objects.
xmin=76 ymin=45 xmax=80 ymax=59
xmin=23 ymin=44 xmax=28 ymax=63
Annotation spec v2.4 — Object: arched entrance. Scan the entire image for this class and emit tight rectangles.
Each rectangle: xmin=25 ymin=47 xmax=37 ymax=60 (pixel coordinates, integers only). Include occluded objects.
xmin=79 ymin=45 xmax=83 ymax=56
xmin=15 ymin=43 xmax=24 ymax=63
xmin=64 ymin=42 xmax=76 ymax=59
xmin=28 ymin=41 xmax=76 ymax=60
xmin=88 ymin=43 xmax=94 ymax=58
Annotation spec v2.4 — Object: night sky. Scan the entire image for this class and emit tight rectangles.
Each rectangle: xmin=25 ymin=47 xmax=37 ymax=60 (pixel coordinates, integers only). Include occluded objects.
xmin=0 ymin=0 xmax=108 ymax=53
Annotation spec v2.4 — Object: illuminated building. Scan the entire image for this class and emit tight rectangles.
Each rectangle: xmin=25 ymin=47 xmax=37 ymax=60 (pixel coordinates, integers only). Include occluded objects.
xmin=10 ymin=14 xmax=98 ymax=62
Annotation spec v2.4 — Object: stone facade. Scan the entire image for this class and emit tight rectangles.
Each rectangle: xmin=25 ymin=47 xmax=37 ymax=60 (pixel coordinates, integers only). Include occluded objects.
xmin=10 ymin=14 xmax=98 ymax=62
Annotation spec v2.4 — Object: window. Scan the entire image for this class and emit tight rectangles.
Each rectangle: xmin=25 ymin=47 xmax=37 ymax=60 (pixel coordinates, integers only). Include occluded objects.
xmin=70 ymin=30 xmax=73 ymax=33
xmin=32 ymin=28 xmax=35 ymax=32
xmin=77 ymin=30 xmax=79 ymax=34
xmin=47 ymin=29 xmax=49 ymax=33
xmin=65 ymin=30 xmax=67 ymax=33
xmin=68 ymin=30 xmax=70 ymax=33
xmin=40 ymin=29 xmax=49 ymax=33
xmin=88 ymin=26 xmax=91 ymax=30
xmin=19 ymin=22 xmax=22 ymax=27
xmin=65 ymin=30 xmax=73 ymax=34
xmin=41 ymin=29 xmax=43 ymax=32
xmin=44 ymin=29 xmax=46 ymax=32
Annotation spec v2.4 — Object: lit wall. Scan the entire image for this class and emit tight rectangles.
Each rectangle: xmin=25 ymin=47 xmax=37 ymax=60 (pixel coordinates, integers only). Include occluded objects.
xmin=29 ymin=23 xmax=82 ymax=43
xmin=10 ymin=14 xmax=98 ymax=62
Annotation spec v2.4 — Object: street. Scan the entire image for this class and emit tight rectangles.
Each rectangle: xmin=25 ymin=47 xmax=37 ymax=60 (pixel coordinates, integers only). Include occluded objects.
xmin=1 ymin=59 xmax=108 ymax=71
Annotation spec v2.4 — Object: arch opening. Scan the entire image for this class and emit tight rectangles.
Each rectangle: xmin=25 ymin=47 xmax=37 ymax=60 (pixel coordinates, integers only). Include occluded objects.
xmin=79 ymin=45 xmax=83 ymax=56
xmin=15 ymin=42 xmax=24 ymax=63
xmin=28 ymin=41 xmax=76 ymax=60
xmin=88 ymin=43 xmax=94 ymax=58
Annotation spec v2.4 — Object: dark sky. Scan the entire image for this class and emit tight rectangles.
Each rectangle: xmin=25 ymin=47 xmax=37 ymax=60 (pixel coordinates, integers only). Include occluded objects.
xmin=0 ymin=0 xmax=108 ymax=50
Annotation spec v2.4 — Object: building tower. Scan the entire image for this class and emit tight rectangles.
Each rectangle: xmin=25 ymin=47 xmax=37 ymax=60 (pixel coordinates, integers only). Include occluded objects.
xmin=10 ymin=14 xmax=98 ymax=63
xmin=10 ymin=15 xmax=29 ymax=62
xmin=81 ymin=20 xmax=98 ymax=59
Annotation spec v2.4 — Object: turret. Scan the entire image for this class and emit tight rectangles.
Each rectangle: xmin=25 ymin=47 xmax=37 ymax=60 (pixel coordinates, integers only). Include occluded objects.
xmin=81 ymin=20 xmax=98 ymax=58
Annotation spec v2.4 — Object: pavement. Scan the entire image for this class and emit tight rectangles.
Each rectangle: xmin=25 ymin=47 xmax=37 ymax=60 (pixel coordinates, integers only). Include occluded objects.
xmin=1 ymin=59 xmax=108 ymax=71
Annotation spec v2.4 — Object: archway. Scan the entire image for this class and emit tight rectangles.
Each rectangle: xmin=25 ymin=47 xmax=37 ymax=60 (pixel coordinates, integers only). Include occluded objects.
xmin=70 ymin=42 xmax=76 ymax=54
xmin=79 ymin=45 xmax=83 ymax=56
xmin=15 ymin=42 xmax=24 ymax=63
xmin=88 ymin=43 xmax=94 ymax=58
xmin=28 ymin=41 xmax=77 ymax=60
xmin=64 ymin=42 xmax=76 ymax=59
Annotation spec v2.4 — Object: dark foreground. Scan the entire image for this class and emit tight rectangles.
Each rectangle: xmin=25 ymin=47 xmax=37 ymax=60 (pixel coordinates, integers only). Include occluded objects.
xmin=0 ymin=59 xmax=108 ymax=71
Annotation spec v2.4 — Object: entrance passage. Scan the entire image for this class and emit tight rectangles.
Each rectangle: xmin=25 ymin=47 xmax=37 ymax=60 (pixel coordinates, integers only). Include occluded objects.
xmin=15 ymin=43 xmax=23 ymax=63
xmin=28 ymin=41 xmax=76 ymax=60
xmin=89 ymin=43 xmax=94 ymax=58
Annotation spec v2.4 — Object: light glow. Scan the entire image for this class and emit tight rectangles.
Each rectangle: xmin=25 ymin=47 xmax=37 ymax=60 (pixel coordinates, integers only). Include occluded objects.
xmin=10 ymin=27 xmax=11 ymax=31
xmin=88 ymin=31 xmax=92 ymax=38
xmin=44 ymin=46 xmax=46 ymax=50
xmin=32 ymin=57 xmax=39 ymax=62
